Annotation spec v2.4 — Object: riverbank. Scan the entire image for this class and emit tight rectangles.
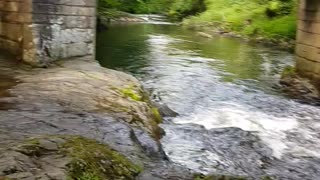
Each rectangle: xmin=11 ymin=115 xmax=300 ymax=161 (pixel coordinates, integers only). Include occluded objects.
xmin=176 ymin=0 xmax=297 ymax=50
xmin=0 ymin=55 xmax=195 ymax=179
xmin=190 ymin=26 xmax=295 ymax=51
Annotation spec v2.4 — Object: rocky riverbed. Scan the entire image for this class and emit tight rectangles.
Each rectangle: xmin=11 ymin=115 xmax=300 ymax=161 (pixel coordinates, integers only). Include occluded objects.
xmin=0 ymin=55 xmax=195 ymax=180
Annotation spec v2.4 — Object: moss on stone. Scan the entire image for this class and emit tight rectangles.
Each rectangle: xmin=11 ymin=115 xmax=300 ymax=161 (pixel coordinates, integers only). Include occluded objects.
xmin=15 ymin=139 xmax=43 ymax=156
xmin=281 ymin=66 xmax=296 ymax=78
xmin=61 ymin=136 xmax=142 ymax=180
xmin=120 ymin=87 xmax=143 ymax=102
xmin=151 ymin=107 xmax=163 ymax=124
xmin=15 ymin=136 xmax=142 ymax=180
xmin=261 ymin=176 xmax=273 ymax=180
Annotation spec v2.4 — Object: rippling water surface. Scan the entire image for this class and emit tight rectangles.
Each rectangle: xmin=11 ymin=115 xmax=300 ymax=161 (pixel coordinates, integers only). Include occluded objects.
xmin=97 ymin=17 xmax=320 ymax=179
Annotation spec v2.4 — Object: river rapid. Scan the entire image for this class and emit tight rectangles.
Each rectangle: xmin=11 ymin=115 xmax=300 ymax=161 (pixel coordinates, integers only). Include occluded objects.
xmin=97 ymin=16 xmax=320 ymax=179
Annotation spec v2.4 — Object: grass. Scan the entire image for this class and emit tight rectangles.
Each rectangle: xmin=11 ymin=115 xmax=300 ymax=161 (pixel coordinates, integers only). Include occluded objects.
xmin=182 ymin=0 xmax=297 ymax=41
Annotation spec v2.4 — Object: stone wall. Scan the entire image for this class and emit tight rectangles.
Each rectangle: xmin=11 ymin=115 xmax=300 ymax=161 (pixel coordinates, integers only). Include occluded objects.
xmin=0 ymin=0 xmax=31 ymax=56
xmin=296 ymin=0 xmax=320 ymax=88
xmin=0 ymin=0 xmax=96 ymax=66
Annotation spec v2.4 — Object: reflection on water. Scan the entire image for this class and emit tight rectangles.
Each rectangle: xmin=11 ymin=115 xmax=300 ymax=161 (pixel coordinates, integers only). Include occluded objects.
xmin=97 ymin=22 xmax=320 ymax=177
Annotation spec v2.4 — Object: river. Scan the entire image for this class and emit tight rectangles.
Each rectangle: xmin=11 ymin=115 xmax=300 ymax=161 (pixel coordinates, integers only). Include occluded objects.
xmin=96 ymin=16 xmax=320 ymax=179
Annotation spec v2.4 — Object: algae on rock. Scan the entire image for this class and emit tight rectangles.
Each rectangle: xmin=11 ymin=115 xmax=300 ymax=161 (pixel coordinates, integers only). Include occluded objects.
xmin=4 ymin=136 xmax=141 ymax=180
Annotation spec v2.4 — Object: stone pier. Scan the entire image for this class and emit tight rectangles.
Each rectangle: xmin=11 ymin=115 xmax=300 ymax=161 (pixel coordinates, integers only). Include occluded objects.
xmin=0 ymin=0 xmax=96 ymax=66
xmin=296 ymin=0 xmax=320 ymax=88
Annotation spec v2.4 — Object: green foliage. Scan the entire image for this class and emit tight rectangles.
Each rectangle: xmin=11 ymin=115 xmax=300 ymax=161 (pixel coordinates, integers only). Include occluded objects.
xmin=97 ymin=0 xmax=297 ymax=40
xmin=98 ymin=0 xmax=172 ymax=14
xmin=183 ymin=0 xmax=297 ymax=40
xmin=168 ymin=0 xmax=206 ymax=20
xmin=98 ymin=0 xmax=205 ymax=16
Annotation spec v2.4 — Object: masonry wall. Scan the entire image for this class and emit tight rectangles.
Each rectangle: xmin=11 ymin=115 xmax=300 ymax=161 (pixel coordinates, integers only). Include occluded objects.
xmin=296 ymin=0 xmax=320 ymax=88
xmin=0 ymin=0 xmax=31 ymax=56
xmin=0 ymin=0 xmax=96 ymax=66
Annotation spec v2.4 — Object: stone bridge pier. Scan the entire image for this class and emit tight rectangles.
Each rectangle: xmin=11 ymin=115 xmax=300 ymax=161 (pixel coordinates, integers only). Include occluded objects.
xmin=296 ymin=0 xmax=320 ymax=88
xmin=0 ymin=0 xmax=96 ymax=66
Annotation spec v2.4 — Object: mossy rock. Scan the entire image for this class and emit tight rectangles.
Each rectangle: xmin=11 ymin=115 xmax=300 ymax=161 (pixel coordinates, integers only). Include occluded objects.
xmin=120 ymin=86 xmax=143 ymax=102
xmin=14 ymin=136 xmax=142 ymax=180
xmin=281 ymin=66 xmax=296 ymax=78
xmin=151 ymin=107 xmax=163 ymax=124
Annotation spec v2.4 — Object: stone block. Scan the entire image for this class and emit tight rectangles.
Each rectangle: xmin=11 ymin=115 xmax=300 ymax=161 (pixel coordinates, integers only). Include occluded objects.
xmin=33 ymin=0 xmax=96 ymax=7
xmin=296 ymin=56 xmax=316 ymax=73
xmin=66 ymin=42 xmax=90 ymax=57
xmin=0 ymin=38 xmax=21 ymax=55
xmin=59 ymin=29 xmax=94 ymax=44
xmin=298 ymin=10 xmax=320 ymax=22
xmin=0 ymin=0 xmax=96 ymax=65
xmin=296 ymin=30 xmax=320 ymax=48
xmin=299 ymin=0 xmax=320 ymax=11
xmin=2 ymin=12 xmax=32 ymax=23
xmin=64 ymin=16 xmax=96 ymax=29
xmin=0 ymin=23 xmax=23 ymax=41
xmin=296 ymin=44 xmax=320 ymax=63
xmin=298 ymin=20 xmax=320 ymax=34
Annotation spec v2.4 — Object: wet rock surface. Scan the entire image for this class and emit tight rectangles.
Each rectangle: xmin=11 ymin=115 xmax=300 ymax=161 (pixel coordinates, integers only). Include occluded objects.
xmin=0 ymin=136 xmax=141 ymax=180
xmin=161 ymin=123 xmax=320 ymax=180
xmin=0 ymin=55 xmax=193 ymax=180
xmin=280 ymin=73 xmax=320 ymax=105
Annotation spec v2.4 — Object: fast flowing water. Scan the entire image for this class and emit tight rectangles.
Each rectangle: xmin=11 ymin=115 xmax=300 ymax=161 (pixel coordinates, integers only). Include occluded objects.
xmin=97 ymin=17 xmax=320 ymax=179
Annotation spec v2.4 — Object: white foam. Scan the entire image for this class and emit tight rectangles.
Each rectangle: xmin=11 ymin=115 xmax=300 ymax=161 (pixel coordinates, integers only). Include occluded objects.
xmin=173 ymin=102 xmax=299 ymax=158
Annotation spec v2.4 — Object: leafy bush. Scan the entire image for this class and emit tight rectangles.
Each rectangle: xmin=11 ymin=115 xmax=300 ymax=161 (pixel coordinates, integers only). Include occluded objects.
xmin=98 ymin=0 xmax=297 ymax=40
xmin=183 ymin=0 xmax=297 ymax=40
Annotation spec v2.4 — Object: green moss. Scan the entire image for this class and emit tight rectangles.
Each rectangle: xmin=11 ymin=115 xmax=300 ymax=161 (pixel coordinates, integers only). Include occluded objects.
xmin=152 ymin=107 xmax=163 ymax=124
xmin=281 ymin=66 xmax=296 ymax=78
xmin=15 ymin=136 xmax=142 ymax=180
xmin=120 ymin=87 xmax=143 ymax=102
xmin=261 ymin=176 xmax=273 ymax=180
xmin=15 ymin=139 xmax=43 ymax=156
xmin=61 ymin=136 xmax=142 ymax=180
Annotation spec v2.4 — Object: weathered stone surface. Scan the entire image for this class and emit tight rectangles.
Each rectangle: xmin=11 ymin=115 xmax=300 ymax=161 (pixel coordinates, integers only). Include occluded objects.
xmin=0 ymin=55 xmax=194 ymax=180
xmin=0 ymin=0 xmax=96 ymax=66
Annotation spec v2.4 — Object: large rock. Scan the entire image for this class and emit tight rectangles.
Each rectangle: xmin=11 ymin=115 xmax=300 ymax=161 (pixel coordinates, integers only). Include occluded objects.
xmin=0 ymin=56 xmax=193 ymax=180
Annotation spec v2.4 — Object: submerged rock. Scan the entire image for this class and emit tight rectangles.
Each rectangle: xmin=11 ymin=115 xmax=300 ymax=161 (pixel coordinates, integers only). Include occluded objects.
xmin=197 ymin=32 xmax=213 ymax=39
xmin=280 ymin=67 xmax=320 ymax=105
xmin=161 ymin=123 xmax=320 ymax=180
xmin=152 ymin=102 xmax=179 ymax=118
